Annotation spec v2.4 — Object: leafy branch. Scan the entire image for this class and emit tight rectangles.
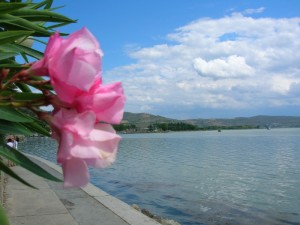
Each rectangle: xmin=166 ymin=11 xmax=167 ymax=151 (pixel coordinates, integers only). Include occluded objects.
xmin=0 ymin=0 xmax=75 ymax=196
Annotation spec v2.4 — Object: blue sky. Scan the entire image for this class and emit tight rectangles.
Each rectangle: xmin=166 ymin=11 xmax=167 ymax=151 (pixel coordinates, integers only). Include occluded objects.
xmin=54 ymin=1 xmax=300 ymax=119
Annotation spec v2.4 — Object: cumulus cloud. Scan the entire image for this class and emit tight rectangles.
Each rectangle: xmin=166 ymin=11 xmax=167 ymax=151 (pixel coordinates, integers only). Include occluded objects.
xmin=105 ymin=11 xmax=300 ymax=118
xmin=193 ymin=55 xmax=254 ymax=79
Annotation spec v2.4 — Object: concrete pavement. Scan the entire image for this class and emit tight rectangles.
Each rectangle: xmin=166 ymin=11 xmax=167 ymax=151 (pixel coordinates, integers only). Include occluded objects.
xmin=4 ymin=155 xmax=161 ymax=225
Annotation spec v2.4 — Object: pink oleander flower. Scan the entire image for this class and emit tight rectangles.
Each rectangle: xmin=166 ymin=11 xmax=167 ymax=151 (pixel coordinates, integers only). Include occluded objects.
xmin=30 ymin=27 xmax=126 ymax=124
xmin=29 ymin=27 xmax=125 ymax=187
xmin=51 ymin=109 xmax=121 ymax=188
xmin=30 ymin=27 xmax=103 ymax=104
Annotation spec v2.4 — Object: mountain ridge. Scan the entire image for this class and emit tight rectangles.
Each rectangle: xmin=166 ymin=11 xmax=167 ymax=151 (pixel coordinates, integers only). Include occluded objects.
xmin=122 ymin=112 xmax=300 ymax=129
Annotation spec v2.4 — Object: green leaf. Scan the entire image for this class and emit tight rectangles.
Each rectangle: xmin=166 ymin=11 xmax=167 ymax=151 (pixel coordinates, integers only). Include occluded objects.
xmin=28 ymin=75 xmax=45 ymax=81
xmin=0 ymin=2 xmax=28 ymax=14
xmin=0 ymin=143 xmax=61 ymax=182
xmin=46 ymin=21 xmax=76 ymax=31
xmin=15 ymin=82 xmax=32 ymax=93
xmin=20 ymin=52 xmax=29 ymax=63
xmin=0 ymin=46 xmax=18 ymax=62
xmin=30 ymin=0 xmax=53 ymax=10
xmin=28 ymin=36 xmax=47 ymax=45
xmin=0 ymin=51 xmax=17 ymax=60
xmin=0 ymin=159 xmax=36 ymax=189
xmin=0 ymin=90 xmax=13 ymax=97
xmin=10 ymin=43 xmax=43 ymax=59
xmin=0 ymin=30 xmax=34 ymax=45
xmin=0 ymin=204 xmax=9 ymax=225
xmin=11 ymin=9 xmax=75 ymax=23
xmin=22 ymin=121 xmax=51 ymax=137
xmin=0 ymin=14 xmax=51 ymax=37
xmin=0 ymin=107 xmax=33 ymax=122
xmin=28 ymin=76 xmax=53 ymax=90
xmin=0 ymin=119 xmax=33 ymax=135
xmin=0 ymin=63 xmax=26 ymax=68
xmin=44 ymin=0 xmax=53 ymax=9
xmin=0 ymin=102 xmax=51 ymax=137
xmin=11 ymin=92 xmax=44 ymax=101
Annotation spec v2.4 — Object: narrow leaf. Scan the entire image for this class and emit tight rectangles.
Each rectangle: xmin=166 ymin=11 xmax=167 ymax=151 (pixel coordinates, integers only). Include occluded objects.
xmin=0 ymin=14 xmax=51 ymax=37
xmin=10 ymin=43 xmax=43 ymax=59
xmin=21 ymin=121 xmax=51 ymax=137
xmin=0 ymin=159 xmax=36 ymax=189
xmin=12 ymin=92 xmax=44 ymax=101
xmin=15 ymin=82 xmax=32 ymax=93
xmin=0 ymin=30 xmax=34 ymax=45
xmin=28 ymin=76 xmax=53 ymax=90
xmin=0 ymin=107 xmax=33 ymax=122
xmin=0 ymin=119 xmax=33 ymax=135
xmin=46 ymin=21 xmax=75 ymax=30
xmin=0 ymin=63 xmax=26 ymax=68
xmin=44 ymin=0 xmax=53 ymax=9
xmin=0 ymin=52 xmax=17 ymax=60
xmin=28 ymin=36 xmax=47 ymax=45
xmin=0 ymin=144 xmax=61 ymax=182
xmin=30 ymin=0 xmax=52 ymax=10
xmin=0 ymin=2 xmax=28 ymax=14
xmin=11 ymin=9 xmax=75 ymax=23
xmin=20 ymin=52 xmax=29 ymax=63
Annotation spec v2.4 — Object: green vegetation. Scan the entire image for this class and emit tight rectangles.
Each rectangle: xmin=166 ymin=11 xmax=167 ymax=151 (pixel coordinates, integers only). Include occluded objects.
xmin=117 ymin=112 xmax=300 ymax=133
xmin=149 ymin=122 xmax=198 ymax=131
xmin=197 ymin=125 xmax=259 ymax=131
xmin=113 ymin=123 xmax=137 ymax=132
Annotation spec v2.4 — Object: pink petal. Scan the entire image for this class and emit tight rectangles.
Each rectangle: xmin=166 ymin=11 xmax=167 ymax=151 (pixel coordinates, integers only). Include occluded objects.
xmin=62 ymin=27 xmax=102 ymax=53
xmin=70 ymin=124 xmax=121 ymax=168
xmin=50 ymin=78 xmax=82 ymax=104
xmin=30 ymin=32 xmax=62 ymax=76
xmin=65 ymin=110 xmax=96 ymax=137
xmin=52 ymin=109 xmax=96 ymax=136
xmin=56 ymin=48 xmax=101 ymax=91
xmin=62 ymin=158 xmax=89 ymax=188
xmin=57 ymin=130 xmax=73 ymax=164
xmin=76 ymin=82 xmax=126 ymax=124
xmin=29 ymin=58 xmax=48 ymax=76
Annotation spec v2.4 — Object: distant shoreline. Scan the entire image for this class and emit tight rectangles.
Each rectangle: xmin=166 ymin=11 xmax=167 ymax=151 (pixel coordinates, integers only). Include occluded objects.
xmin=117 ymin=113 xmax=300 ymax=133
xmin=117 ymin=126 xmax=296 ymax=134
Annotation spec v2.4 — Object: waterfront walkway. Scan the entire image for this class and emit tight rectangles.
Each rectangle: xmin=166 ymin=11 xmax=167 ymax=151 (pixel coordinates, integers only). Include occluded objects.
xmin=4 ymin=155 xmax=161 ymax=225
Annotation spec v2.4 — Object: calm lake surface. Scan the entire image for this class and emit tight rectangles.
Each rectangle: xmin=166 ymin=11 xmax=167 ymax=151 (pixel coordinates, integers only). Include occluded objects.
xmin=20 ymin=128 xmax=300 ymax=225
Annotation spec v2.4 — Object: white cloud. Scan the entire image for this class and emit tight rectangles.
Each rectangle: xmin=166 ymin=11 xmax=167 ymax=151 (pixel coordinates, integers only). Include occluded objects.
xmin=193 ymin=55 xmax=254 ymax=79
xmin=105 ymin=12 xmax=300 ymax=118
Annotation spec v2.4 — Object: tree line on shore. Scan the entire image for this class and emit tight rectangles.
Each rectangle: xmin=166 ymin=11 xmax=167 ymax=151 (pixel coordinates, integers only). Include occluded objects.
xmin=113 ymin=122 xmax=259 ymax=133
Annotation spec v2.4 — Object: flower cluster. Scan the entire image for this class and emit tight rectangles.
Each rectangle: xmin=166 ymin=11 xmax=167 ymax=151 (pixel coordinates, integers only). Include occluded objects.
xmin=30 ymin=27 xmax=125 ymax=187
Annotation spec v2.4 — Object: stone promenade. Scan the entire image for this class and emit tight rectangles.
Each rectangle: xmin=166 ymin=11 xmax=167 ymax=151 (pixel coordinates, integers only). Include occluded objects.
xmin=3 ymin=155 xmax=161 ymax=225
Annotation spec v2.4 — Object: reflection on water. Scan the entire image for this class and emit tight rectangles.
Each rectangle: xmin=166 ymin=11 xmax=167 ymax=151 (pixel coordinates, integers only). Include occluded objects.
xmin=20 ymin=128 xmax=300 ymax=225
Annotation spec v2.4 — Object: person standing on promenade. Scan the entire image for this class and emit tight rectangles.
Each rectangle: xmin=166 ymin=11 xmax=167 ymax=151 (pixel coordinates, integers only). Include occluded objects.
xmin=13 ymin=136 xmax=19 ymax=150
xmin=6 ymin=138 xmax=15 ymax=167
xmin=6 ymin=138 xmax=13 ymax=148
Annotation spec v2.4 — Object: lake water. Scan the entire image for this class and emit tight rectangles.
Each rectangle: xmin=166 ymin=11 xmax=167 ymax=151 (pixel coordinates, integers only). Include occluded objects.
xmin=19 ymin=128 xmax=300 ymax=225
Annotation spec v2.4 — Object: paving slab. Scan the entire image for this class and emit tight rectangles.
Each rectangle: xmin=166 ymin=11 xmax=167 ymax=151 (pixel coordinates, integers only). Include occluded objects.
xmin=3 ymin=155 xmax=161 ymax=225
xmin=9 ymin=213 xmax=78 ymax=225
xmin=5 ymin=187 xmax=68 ymax=217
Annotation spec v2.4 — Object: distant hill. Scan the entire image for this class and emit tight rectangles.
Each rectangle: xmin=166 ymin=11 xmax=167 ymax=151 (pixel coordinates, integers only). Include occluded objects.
xmin=184 ymin=115 xmax=300 ymax=128
xmin=122 ymin=112 xmax=179 ymax=129
xmin=122 ymin=112 xmax=300 ymax=129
